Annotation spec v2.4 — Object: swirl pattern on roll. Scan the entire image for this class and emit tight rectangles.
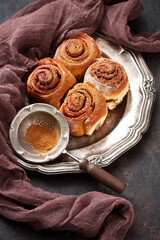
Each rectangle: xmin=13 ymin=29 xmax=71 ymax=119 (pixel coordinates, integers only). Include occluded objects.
xmin=60 ymin=83 xmax=108 ymax=136
xmin=54 ymin=33 xmax=101 ymax=80
xmin=84 ymin=58 xmax=130 ymax=110
xmin=27 ymin=58 xmax=76 ymax=109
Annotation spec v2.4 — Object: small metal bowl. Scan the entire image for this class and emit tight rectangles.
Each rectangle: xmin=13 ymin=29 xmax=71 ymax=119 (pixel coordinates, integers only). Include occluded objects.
xmin=9 ymin=103 xmax=69 ymax=164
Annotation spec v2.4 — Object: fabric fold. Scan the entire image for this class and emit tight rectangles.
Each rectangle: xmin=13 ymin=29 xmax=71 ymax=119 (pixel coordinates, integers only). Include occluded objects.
xmin=99 ymin=0 xmax=160 ymax=52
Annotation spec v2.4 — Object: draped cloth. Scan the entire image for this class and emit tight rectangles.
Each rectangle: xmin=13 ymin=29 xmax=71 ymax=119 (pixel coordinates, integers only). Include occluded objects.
xmin=1 ymin=0 xmax=159 ymax=239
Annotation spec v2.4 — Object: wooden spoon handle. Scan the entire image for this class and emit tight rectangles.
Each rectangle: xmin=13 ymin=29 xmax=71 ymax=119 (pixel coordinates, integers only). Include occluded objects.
xmin=79 ymin=159 xmax=125 ymax=194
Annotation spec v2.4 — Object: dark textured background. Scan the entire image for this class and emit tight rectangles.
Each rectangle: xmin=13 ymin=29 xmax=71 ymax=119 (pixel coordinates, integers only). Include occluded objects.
xmin=0 ymin=0 xmax=160 ymax=239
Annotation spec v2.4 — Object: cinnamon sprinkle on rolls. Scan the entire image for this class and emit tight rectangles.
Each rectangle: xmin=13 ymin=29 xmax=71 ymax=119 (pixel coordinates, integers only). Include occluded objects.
xmin=54 ymin=33 xmax=101 ymax=80
xmin=60 ymin=83 xmax=108 ymax=136
xmin=84 ymin=58 xmax=129 ymax=110
xmin=27 ymin=58 xmax=76 ymax=109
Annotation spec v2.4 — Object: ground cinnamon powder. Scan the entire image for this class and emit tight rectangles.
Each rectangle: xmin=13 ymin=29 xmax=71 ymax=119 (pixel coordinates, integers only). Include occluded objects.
xmin=26 ymin=124 xmax=58 ymax=154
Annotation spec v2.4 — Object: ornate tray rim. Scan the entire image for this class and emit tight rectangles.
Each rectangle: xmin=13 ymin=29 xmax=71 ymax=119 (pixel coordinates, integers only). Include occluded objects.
xmin=13 ymin=33 xmax=156 ymax=174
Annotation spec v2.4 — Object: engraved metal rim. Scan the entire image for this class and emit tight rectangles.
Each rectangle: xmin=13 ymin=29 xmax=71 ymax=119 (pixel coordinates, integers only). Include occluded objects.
xmin=9 ymin=103 xmax=69 ymax=164
xmin=87 ymin=48 xmax=156 ymax=166
xmin=10 ymin=33 xmax=156 ymax=174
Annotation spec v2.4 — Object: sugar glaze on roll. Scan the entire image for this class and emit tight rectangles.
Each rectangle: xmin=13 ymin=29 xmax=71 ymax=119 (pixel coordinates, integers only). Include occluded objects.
xmin=84 ymin=58 xmax=130 ymax=110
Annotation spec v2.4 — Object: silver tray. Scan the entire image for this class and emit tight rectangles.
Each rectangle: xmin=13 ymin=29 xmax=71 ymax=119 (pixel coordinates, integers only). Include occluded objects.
xmin=14 ymin=32 xmax=156 ymax=174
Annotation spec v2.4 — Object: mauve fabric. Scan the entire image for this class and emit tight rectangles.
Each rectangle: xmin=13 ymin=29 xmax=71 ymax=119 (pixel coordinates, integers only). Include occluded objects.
xmin=99 ymin=0 xmax=160 ymax=52
xmin=1 ymin=0 xmax=160 ymax=239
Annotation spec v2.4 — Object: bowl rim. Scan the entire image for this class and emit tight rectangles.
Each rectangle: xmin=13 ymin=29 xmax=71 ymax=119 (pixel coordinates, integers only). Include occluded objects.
xmin=9 ymin=103 xmax=69 ymax=164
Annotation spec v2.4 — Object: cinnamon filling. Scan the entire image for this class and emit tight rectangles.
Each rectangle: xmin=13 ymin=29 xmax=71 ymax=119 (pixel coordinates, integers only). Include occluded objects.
xmin=92 ymin=62 xmax=124 ymax=85
xmin=66 ymin=40 xmax=84 ymax=57
xmin=67 ymin=92 xmax=85 ymax=111
xmin=35 ymin=69 xmax=53 ymax=85
xmin=32 ymin=65 xmax=61 ymax=93
xmin=63 ymin=89 xmax=93 ymax=118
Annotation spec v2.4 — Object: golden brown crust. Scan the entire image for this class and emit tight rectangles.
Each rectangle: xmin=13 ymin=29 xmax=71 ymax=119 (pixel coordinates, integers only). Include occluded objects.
xmin=54 ymin=33 xmax=101 ymax=80
xmin=84 ymin=58 xmax=130 ymax=110
xmin=60 ymin=83 xmax=108 ymax=136
xmin=27 ymin=58 xmax=76 ymax=109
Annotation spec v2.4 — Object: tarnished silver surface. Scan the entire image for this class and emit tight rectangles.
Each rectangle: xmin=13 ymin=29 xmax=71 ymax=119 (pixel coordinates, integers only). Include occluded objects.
xmin=12 ymin=33 xmax=156 ymax=174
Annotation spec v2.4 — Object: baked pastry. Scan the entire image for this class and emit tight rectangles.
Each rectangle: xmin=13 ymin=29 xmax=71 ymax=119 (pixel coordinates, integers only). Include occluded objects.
xmin=60 ymin=83 xmax=108 ymax=136
xmin=54 ymin=33 xmax=101 ymax=80
xmin=27 ymin=58 xmax=76 ymax=109
xmin=84 ymin=58 xmax=129 ymax=110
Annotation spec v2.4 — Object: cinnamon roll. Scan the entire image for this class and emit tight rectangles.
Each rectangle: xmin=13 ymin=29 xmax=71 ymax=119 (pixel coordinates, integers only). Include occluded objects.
xmin=60 ymin=83 xmax=108 ymax=136
xmin=84 ymin=58 xmax=129 ymax=110
xmin=27 ymin=58 xmax=76 ymax=109
xmin=54 ymin=33 xmax=101 ymax=80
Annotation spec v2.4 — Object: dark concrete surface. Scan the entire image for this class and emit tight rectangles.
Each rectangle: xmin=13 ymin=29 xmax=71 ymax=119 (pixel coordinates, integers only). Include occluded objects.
xmin=0 ymin=0 xmax=160 ymax=239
